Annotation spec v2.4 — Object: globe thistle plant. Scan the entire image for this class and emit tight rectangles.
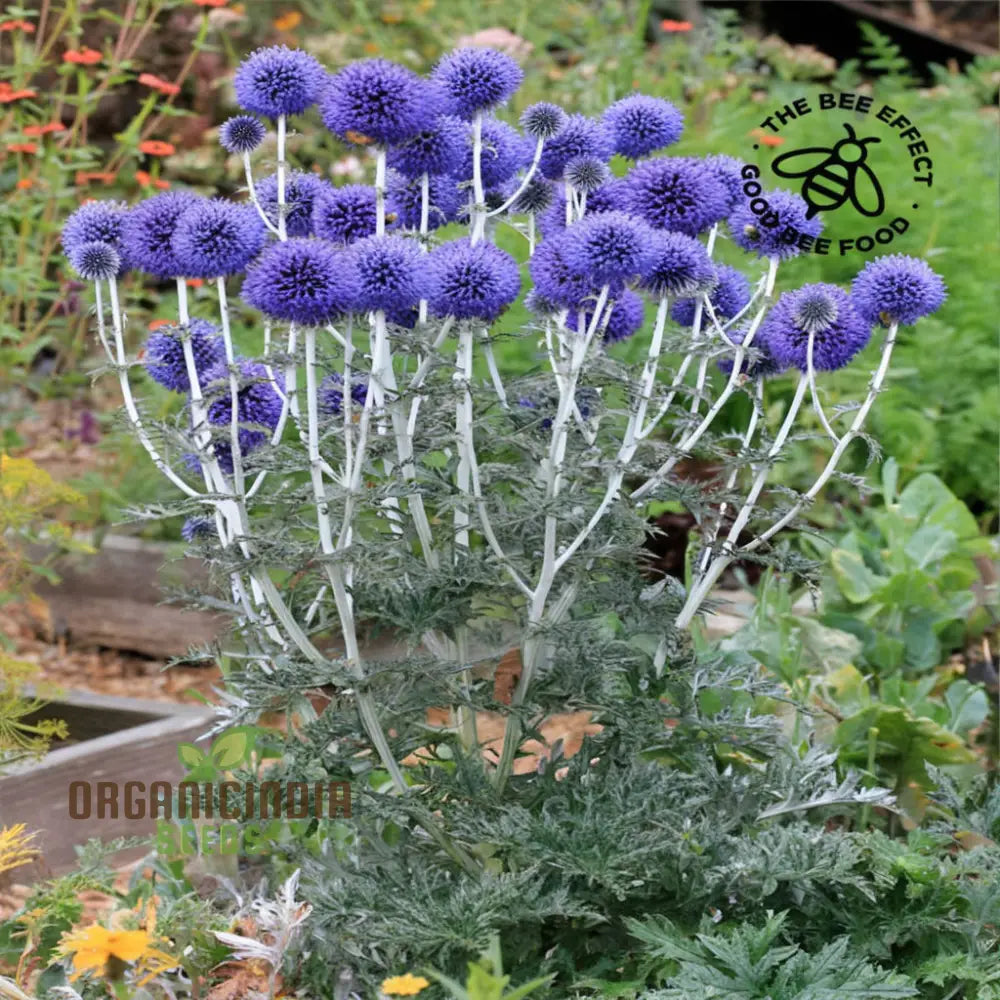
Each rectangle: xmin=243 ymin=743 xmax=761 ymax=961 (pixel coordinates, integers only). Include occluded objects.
xmin=171 ymin=198 xmax=266 ymax=278
xmin=619 ymin=156 xmax=731 ymax=236
xmin=144 ymin=319 xmax=225 ymax=393
xmin=233 ymin=45 xmax=324 ymax=119
xmin=256 ymin=171 xmax=329 ymax=238
xmin=312 ymin=184 xmax=379 ymax=245
xmin=121 ymin=190 xmax=200 ymax=279
xmin=431 ymin=46 xmax=523 ymax=119
xmin=602 ymin=94 xmax=684 ymax=159
xmin=219 ymin=114 xmax=267 ymax=154
xmin=851 ymin=253 xmax=948 ymax=325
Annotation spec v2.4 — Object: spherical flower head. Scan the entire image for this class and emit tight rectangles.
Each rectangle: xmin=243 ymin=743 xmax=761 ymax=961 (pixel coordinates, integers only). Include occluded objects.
xmin=181 ymin=516 xmax=215 ymax=542
xmin=233 ymin=45 xmax=324 ymax=118
xmin=602 ymin=94 xmax=683 ymax=159
xmin=431 ymin=46 xmax=523 ymax=119
xmin=537 ymin=180 xmax=621 ymax=237
xmin=321 ymin=59 xmax=440 ymax=145
xmin=571 ymin=289 xmax=645 ymax=343
xmin=502 ymin=175 xmax=554 ymax=216
xmin=387 ymin=115 xmax=466 ymax=178
xmin=349 ymin=235 xmax=427 ymax=314
xmin=312 ymin=184 xmax=378 ymax=245
xmin=219 ymin=115 xmax=267 ymax=154
xmin=638 ymin=230 xmax=715 ymax=299
xmin=319 ymin=371 xmax=369 ymax=415
xmin=171 ymin=198 xmax=266 ymax=278
xmin=122 ymin=190 xmax=200 ymax=279
xmin=256 ymin=172 xmax=329 ymax=238
xmin=62 ymin=200 xmax=130 ymax=274
xmin=760 ymin=283 xmax=871 ymax=372
xmin=204 ymin=360 xmax=283 ymax=470
xmin=671 ymin=263 xmax=751 ymax=326
xmin=457 ymin=117 xmax=531 ymax=189
xmin=427 ymin=238 xmax=520 ymax=321
xmin=538 ymin=114 xmax=613 ymax=181
xmin=564 ymin=210 xmax=655 ymax=285
xmin=619 ymin=156 xmax=730 ymax=236
xmin=529 ymin=236 xmax=601 ymax=310
xmin=144 ymin=318 xmax=225 ymax=393
xmin=850 ymin=254 xmax=947 ymax=326
xmin=564 ymin=156 xmax=610 ymax=194
xmin=242 ymin=239 xmax=359 ymax=326
xmin=520 ymin=102 xmax=567 ymax=140
xmin=728 ymin=187 xmax=822 ymax=260
xmin=387 ymin=171 xmax=461 ymax=231
xmin=718 ymin=326 xmax=785 ymax=380
xmin=69 ymin=241 xmax=120 ymax=281
xmin=705 ymin=154 xmax=746 ymax=212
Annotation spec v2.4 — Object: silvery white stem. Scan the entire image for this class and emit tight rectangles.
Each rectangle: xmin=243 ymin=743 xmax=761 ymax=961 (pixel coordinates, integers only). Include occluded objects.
xmin=276 ymin=115 xmax=288 ymax=241
xmin=527 ymin=213 xmax=536 ymax=255
xmin=482 ymin=336 xmax=508 ymax=407
xmin=375 ymin=146 xmax=387 ymax=237
xmin=370 ymin=310 xmax=405 ymax=535
xmin=470 ymin=113 xmax=487 ymax=244
xmin=454 ymin=322 xmax=475 ymax=549
xmin=418 ymin=172 xmax=430 ymax=325
xmin=564 ymin=181 xmax=574 ymax=227
xmin=243 ymin=152 xmax=281 ymax=237
xmin=807 ymin=334 xmax=840 ymax=443
xmin=216 ymin=278 xmax=246 ymax=495
xmin=486 ymin=137 xmax=544 ymax=218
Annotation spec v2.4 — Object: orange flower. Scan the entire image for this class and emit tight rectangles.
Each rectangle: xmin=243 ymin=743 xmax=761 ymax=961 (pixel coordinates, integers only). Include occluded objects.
xmin=138 ymin=73 xmax=181 ymax=97
xmin=760 ymin=134 xmax=784 ymax=147
xmin=16 ymin=178 xmax=34 ymax=189
xmin=193 ymin=0 xmax=228 ymax=6
xmin=7 ymin=143 xmax=38 ymax=153
xmin=23 ymin=121 xmax=66 ymax=137
xmin=135 ymin=169 xmax=170 ymax=189
xmin=148 ymin=319 xmax=172 ymax=331
xmin=138 ymin=139 xmax=175 ymax=156
xmin=0 ymin=88 xmax=38 ymax=103
xmin=63 ymin=48 xmax=102 ymax=65
xmin=661 ymin=19 xmax=693 ymax=31
xmin=186 ymin=278 xmax=204 ymax=288
xmin=0 ymin=19 xmax=35 ymax=32
xmin=75 ymin=170 xmax=116 ymax=185
xmin=272 ymin=10 xmax=301 ymax=30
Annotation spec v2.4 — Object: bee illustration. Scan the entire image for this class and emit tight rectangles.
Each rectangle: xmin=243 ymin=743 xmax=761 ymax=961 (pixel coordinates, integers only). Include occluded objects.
xmin=770 ymin=122 xmax=885 ymax=219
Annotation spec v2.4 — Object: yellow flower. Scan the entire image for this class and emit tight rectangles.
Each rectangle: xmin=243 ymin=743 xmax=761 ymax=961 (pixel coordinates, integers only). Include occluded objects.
xmin=272 ymin=10 xmax=301 ymax=30
xmin=0 ymin=823 xmax=39 ymax=875
xmin=382 ymin=972 xmax=431 ymax=996
xmin=59 ymin=926 xmax=152 ymax=979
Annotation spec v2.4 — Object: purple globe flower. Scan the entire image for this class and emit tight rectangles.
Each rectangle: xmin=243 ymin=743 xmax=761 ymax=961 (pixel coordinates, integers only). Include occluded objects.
xmin=426 ymin=238 xmax=520 ymax=321
xmin=181 ymin=516 xmax=215 ymax=542
xmin=520 ymin=102 xmax=567 ymax=140
xmin=233 ymin=46 xmax=324 ymax=119
xmin=319 ymin=371 xmax=369 ymax=415
xmin=204 ymin=360 xmax=284 ymax=471
xmin=387 ymin=115 xmax=466 ymax=178
xmin=538 ymin=114 xmax=613 ymax=181
xmin=457 ymin=116 xmax=532 ymax=189
xmin=850 ymin=254 xmax=947 ymax=326
xmin=219 ymin=115 xmax=267 ymax=155
xmin=619 ymin=156 xmax=730 ymax=236
xmin=144 ymin=318 xmax=225 ymax=393
xmin=349 ymin=235 xmax=427 ymax=314
xmin=256 ymin=171 xmax=329 ymax=238
xmin=68 ymin=241 xmax=121 ymax=281
xmin=637 ymin=230 xmax=715 ymax=298
xmin=602 ymin=94 xmax=683 ymax=159
xmin=502 ymin=175 xmax=554 ymax=216
xmin=122 ymin=190 xmax=200 ymax=279
xmin=431 ymin=46 xmax=523 ymax=119
xmin=672 ymin=263 xmax=751 ymax=326
xmin=529 ymin=236 xmax=601 ymax=310
xmin=62 ymin=200 xmax=130 ymax=274
xmin=760 ymin=283 xmax=872 ymax=372
xmin=312 ymin=184 xmax=378 ymax=245
xmin=564 ymin=156 xmax=610 ymax=194
xmin=386 ymin=171 xmax=461 ymax=231
xmin=321 ymin=59 xmax=441 ymax=146
xmin=537 ymin=180 xmax=621 ymax=236
xmin=563 ymin=210 xmax=655 ymax=285
xmin=570 ymin=289 xmax=645 ymax=343
xmin=718 ymin=326 xmax=785 ymax=379
xmin=242 ymin=239 xmax=359 ymax=326
xmin=171 ymin=198 xmax=266 ymax=278
xmin=705 ymin=154 xmax=746 ymax=212
xmin=728 ymin=188 xmax=822 ymax=260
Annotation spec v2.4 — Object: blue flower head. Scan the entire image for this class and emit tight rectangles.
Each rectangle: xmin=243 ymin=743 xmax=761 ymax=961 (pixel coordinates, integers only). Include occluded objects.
xmin=619 ymin=156 xmax=730 ymax=236
xmin=520 ymin=102 xmax=567 ymax=140
xmin=234 ymin=46 xmax=324 ymax=119
xmin=718 ymin=326 xmax=785 ymax=379
xmin=537 ymin=180 xmax=621 ymax=236
xmin=672 ymin=263 xmax=751 ymax=326
xmin=502 ymin=175 xmax=554 ymax=216
xmin=570 ymin=289 xmax=645 ymax=343
xmin=602 ymin=94 xmax=683 ymax=159
xmin=564 ymin=156 xmax=610 ymax=194
xmin=242 ymin=238 xmax=359 ymax=326
xmin=349 ymin=235 xmax=427 ymax=314
xmin=122 ymin=190 xmax=200 ymax=279
xmin=256 ymin=171 xmax=329 ymax=238
xmin=171 ymin=198 xmax=266 ymax=278
xmin=538 ymin=114 xmax=613 ymax=180
xmin=760 ymin=283 xmax=871 ymax=372
xmin=312 ymin=184 xmax=378 ymax=245
xmin=144 ymin=319 xmax=225 ymax=393
xmin=319 ymin=371 xmax=369 ymax=415
xmin=204 ymin=359 xmax=284 ymax=471
xmin=728 ymin=187 xmax=822 ymax=259
xmin=427 ymin=238 xmax=520 ymax=321
xmin=63 ymin=200 xmax=130 ymax=274
xmin=181 ymin=516 xmax=215 ymax=542
xmin=387 ymin=171 xmax=461 ymax=231
xmin=69 ymin=242 xmax=121 ymax=281
xmin=564 ymin=210 xmax=655 ymax=285
xmin=850 ymin=254 xmax=946 ymax=326
xmin=219 ymin=115 xmax=267 ymax=154
xmin=638 ymin=230 xmax=715 ymax=298
xmin=387 ymin=115 xmax=466 ymax=178
xmin=529 ymin=236 xmax=601 ymax=310
xmin=457 ymin=116 xmax=532 ymax=189
xmin=705 ymin=154 xmax=746 ymax=212
xmin=321 ymin=59 xmax=441 ymax=145
xmin=431 ymin=46 xmax=523 ymax=119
